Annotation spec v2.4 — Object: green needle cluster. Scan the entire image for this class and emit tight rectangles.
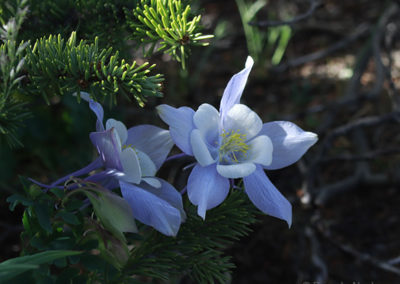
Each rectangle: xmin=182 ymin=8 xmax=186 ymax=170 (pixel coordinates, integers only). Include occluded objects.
xmin=127 ymin=0 xmax=213 ymax=69
xmin=26 ymin=32 xmax=163 ymax=107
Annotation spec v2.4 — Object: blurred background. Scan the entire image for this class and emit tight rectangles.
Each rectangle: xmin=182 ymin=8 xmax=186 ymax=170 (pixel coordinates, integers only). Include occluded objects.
xmin=1 ymin=0 xmax=400 ymax=283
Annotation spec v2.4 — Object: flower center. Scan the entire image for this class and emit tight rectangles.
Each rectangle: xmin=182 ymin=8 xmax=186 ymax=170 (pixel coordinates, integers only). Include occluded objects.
xmin=219 ymin=129 xmax=249 ymax=163
xmin=122 ymin=144 xmax=136 ymax=151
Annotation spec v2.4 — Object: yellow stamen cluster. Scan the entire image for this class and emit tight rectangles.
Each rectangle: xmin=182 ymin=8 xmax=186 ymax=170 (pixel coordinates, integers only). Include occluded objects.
xmin=219 ymin=130 xmax=249 ymax=163
xmin=122 ymin=144 xmax=138 ymax=155
xmin=122 ymin=144 xmax=134 ymax=150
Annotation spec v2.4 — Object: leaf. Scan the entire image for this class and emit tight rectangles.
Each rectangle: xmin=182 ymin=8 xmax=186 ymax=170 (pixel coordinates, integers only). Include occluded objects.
xmin=55 ymin=210 xmax=81 ymax=225
xmin=0 ymin=250 xmax=82 ymax=282
xmin=33 ymin=202 xmax=52 ymax=233
xmin=84 ymin=189 xmax=138 ymax=242
xmin=6 ymin=194 xmax=33 ymax=211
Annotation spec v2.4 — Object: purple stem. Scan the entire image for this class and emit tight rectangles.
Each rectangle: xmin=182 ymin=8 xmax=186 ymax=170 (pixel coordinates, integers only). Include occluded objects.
xmin=29 ymin=178 xmax=64 ymax=190
xmin=50 ymin=157 xmax=102 ymax=186
xmin=165 ymin=153 xmax=188 ymax=162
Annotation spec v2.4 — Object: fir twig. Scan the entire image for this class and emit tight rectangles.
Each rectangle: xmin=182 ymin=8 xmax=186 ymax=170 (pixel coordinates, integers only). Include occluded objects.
xmin=24 ymin=31 xmax=164 ymax=107
xmin=0 ymin=0 xmax=29 ymax=147
xmin=126 ymin=0 xmax=213 ymax=69
xmin=125 ymin=190 xmax=258 ymax=283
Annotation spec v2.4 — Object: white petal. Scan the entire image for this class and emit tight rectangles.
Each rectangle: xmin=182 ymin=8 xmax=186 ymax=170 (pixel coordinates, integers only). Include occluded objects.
xmin=216 ymin=163 xmax=256 ymax=178
xmin=224 ymin=104 xmax=262 ymax=140
xmin=106 ymin=118 xmax=128 ymax=145
xmin=260 ymin=121 xmax=318 ymax=170
xmin=142 ymin=177 xmax=162 ymax=188
xmin=193 ymin=103 xmax=220 ymax=143
xmin=243 ymin=135 xmax=273 ymax=166
xmin=119 ymin=148 xmax=141 ymax=183
xmin=190 ymin=129 xmax=216 ymax=166
xmin=136 ymin=150 xmax=157 ymax=177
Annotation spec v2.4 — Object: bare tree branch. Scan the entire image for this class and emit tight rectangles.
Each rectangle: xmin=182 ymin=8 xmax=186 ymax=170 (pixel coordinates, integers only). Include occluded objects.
xmin=250 ymin=0 xmax=322 ymax=28
xmin=314 ymin=220 xmax=400 ymax=277
xmin=271 ymin=23 xmax=370 ymax=73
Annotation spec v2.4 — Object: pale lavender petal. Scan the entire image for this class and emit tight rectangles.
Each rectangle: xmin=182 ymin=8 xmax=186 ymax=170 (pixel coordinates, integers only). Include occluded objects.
xmin=139 ymin=178 xmax=186 ymax=221
xmin=190 ymin=129 xmax=216 ymax=167
xmin=75 ymin=91 xmax=105 ymax=131
xmin=90 ymin=128 xmax=123 ymax=171
xmin=89 ymin=99 xmax=105 ymax=131
xmin=260 ymin=121 xmax=318 ymax=170
xmin=157 ymin=104 xmax=195 ymax=155
xmin=142 ymin=177 xmax=162 ymax=188
xmin=106 ymin=118 xmax=128 ymax=145
xmin=223 ymin=104 xmax=262 ymax=140
xmin=119 ymin=148 xmax=141 ymax=183
xmin=242 ymin=135 xmax=273 ymax=166
xmin=126 ymin=124 xmax=174 ymax=170
xmin=219 ymin=56 xmax=254 ymax=121
xmin=187 ymin=164 xmax=230 ymax=219
xmin=120 ymin=181 xmax=183 ymax=236
xmin=216 ymin=163 xmax=256 ymax=178
xmin=243 ymin=166 xmax=292 ymax=226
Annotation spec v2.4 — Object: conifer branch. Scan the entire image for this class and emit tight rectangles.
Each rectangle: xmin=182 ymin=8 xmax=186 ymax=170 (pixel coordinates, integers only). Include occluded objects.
xmin=125 ymin=190 xmax=258 ymax=283
xmin=24 ymin=31 xmax=163 ymax=107
xmin=0 ymin=0 xmax=29 ymax=147
xmin=126 ymin=0 xmax=214 ymax=69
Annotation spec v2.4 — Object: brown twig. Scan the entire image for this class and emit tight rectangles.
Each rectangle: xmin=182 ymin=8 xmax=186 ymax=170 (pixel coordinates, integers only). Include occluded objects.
xmin=271 ymin=23 xmax=370 ymax=73
xmin=314 ymin=219 xmax=400 ymax=277
xmin=250 ymin=0 xmax=322 ymax=28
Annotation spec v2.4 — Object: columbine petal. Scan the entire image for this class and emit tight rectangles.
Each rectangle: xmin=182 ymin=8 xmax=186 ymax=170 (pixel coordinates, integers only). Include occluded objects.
xmin=219 ymin=56 xmax=254 ymax=121
xmin=193 ymin=103 xmax=220 ymax=144
xmin=190 ymin=129 xmax=216 ymax=166
xmin=242 ymin=135 xmax=273 ymax=166
xmin=106 ymin=118 xmax=128 ymax=145
xmin=119 ymin=148 xmax=141 ymax=184
xmin=90 ymin=128 xmax=123 ymax=171
xmin=76 ymin=91 xmax=105 ymax=131
xmin=223 ymin=104 xmax=262 ymax=140
xmin=136 ymin=150 xmax=157 ymax=177
xmin=243 ymin=165 xmax=292 ymax=226
xmin=139 ymin=178 xmax=186 ymax=222
xmin=120 ymin=181 xmax=183 ymax=236
xmin=157 ymin=104 xmax=195 ymax=155
xmin=216 ymin=163 xmax=256 ymax=178
xmin=187 ymin=164 xmax=230 ymax=219
xmin=259 ymin=121 xmax=318 ymax=170
xmin=142 ymin=177 xmax=162 ymax=188
xmin=126 ymin=125 xmax=174 ymax=170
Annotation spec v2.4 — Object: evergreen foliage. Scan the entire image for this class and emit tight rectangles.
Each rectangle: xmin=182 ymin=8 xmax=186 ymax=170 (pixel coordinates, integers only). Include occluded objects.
xmin=7 ymin=179 xmax=258 ymax=283
xmin=0 ymin=0 xmax=213 ymax=147
xmin=0 ymin=0 xmax=29 ymax=147
xmin=25 ymin=31 xmax=163 ymax=106
xmin=126 ymin=0 xmax=213 ymax=69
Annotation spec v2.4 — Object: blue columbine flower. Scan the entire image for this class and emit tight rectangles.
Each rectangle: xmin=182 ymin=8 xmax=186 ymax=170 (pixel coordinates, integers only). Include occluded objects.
xmin=48 ymin=93 xmax=186 ymax=236
xmin=157 ymin=56 xmax=318 ymax=226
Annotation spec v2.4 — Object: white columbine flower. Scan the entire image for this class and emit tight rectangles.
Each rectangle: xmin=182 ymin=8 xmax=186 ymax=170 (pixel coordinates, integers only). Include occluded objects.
xmin=157 ymin=56 xmax=318 ymax=226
